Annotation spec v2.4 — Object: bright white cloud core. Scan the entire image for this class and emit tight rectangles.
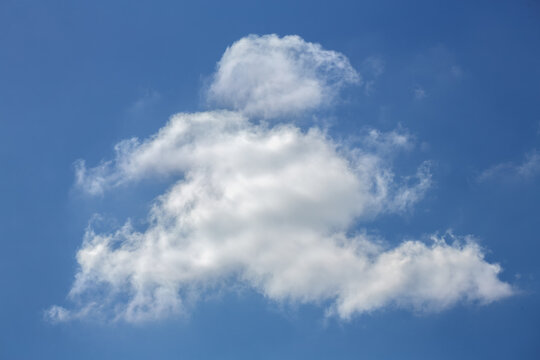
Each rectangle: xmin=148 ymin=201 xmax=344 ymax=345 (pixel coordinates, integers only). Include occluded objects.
xmin=50 ymin=34 xmax=512 ymax=323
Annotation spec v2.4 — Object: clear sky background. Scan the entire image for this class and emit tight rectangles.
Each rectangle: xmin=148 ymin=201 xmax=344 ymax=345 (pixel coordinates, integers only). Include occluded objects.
xmin=1 ymin=0 xmax=540 ymax=359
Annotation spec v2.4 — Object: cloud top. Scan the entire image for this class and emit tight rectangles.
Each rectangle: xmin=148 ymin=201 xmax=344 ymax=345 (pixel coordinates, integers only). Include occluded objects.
xmin=207 ymin=34 xmax=360 ymax=118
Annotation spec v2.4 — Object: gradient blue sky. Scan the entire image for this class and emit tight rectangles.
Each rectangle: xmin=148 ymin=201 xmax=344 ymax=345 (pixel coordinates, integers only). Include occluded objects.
xmin=1 ymin=0 xmax=540 ymax=359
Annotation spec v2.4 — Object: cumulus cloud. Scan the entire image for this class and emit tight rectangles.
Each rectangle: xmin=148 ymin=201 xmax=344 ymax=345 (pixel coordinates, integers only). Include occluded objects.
xmin=54 ymin=111 xmax=512 ymax=323
xmin=207 ymin=34 xmax=360 ymax=118
xmin=477 ymin=150 xmax=540 ymax=183
xmin=51 ymin=34 xmax=513 ymax=323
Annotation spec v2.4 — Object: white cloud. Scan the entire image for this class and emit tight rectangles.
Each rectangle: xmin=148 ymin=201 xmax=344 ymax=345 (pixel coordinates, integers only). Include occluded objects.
xmin=207 ymin=34 xmax=360 ymax=118
xmin=52 ymin=110 xmax=512 ymax=323
xmin=51 ymin=34 xmax=513 ymax=323
xmin=478 ymin=150 xmax=540 ymax=182
xmin=74 ymin=111 xmax=428 ymax=213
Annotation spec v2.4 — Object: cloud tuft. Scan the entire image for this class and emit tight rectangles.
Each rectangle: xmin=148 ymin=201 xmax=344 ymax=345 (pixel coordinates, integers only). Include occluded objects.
xmin=207 ymin=34 xmax=360 ymax=118
xmin=478 ymin=150 xmax=540 ymax=183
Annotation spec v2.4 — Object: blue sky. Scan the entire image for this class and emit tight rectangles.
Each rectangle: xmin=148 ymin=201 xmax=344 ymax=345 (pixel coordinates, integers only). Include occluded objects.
xmin=1 ymin=0 xmax=540 ymax=359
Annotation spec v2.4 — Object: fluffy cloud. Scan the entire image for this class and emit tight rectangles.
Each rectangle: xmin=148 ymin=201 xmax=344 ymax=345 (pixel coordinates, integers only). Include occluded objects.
xmin=207 ymin=34 xmax=360 ymax=118
xmin=51 ymin=34 xmax=513 ymax=323
xmin=53 ymin=111 xmax=512 ymax=323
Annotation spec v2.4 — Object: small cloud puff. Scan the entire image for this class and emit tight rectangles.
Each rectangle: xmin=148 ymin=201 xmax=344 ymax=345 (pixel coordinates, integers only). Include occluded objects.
xmin=414 ymin=86 xmax=427 ymax=100
xmin=361 ymin=56 xmax=385 ymax=95
xmin=207 ymin=34 xmax=360 ymax=118
xmin=478 ymin=150 xmax=540 ymax=183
